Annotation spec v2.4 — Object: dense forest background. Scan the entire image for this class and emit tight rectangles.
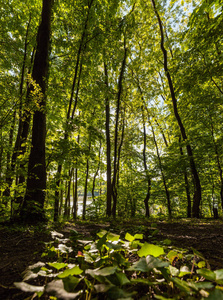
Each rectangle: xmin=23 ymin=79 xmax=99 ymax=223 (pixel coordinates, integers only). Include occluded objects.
xmin=0 ymin=0 xmax=222 ymax=223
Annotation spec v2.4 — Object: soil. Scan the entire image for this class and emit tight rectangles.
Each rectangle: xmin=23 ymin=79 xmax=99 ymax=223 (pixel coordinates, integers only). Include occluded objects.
xmin=0 ymin=219 xmax=222 ymax=299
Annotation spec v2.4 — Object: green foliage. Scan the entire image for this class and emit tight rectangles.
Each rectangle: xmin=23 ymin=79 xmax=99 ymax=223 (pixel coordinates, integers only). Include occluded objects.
xmin=15 ymin=228 xmax=223 ymax=299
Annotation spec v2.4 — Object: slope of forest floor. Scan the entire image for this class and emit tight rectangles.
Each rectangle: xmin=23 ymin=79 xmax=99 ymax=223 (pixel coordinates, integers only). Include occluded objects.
xmin=0 ymin=218 xmax=222 ymax=299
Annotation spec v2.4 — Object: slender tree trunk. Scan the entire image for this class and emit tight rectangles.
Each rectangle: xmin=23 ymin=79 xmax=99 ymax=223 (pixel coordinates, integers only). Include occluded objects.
xmin=73 ymin=133 xmax=80 ymax=220
xmin=142 ymin=109 xmax=151 ymax=218
xmin=210 ymin=121 xmax=223 ymax=210
xmin=64 ymin=168 xmax=73 ymax=218
xmin=179 ymin=138 xmax=191 ymax=217
xmin=73 ymin=168 xmax=78 ymax=219
xmin=151 ymin=122 xmax=171 ymax=217
xmin=21 ymin=0 xmax=53 ymax=222
xmin=104 ymin=62 xmax=112 ymax=217
xmin=82 ymin=142 xmax=91 ymax=220
xmin=92 ymin=141 xmax=101 ymax=202
xmin=112 ymin=42 xmax=127 ymax=218
xmin=151 ymin=0 xmax=201 ymax=218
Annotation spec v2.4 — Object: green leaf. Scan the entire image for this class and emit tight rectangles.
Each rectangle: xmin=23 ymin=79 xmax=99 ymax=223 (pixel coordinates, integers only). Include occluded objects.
xmin=134 ymin=233 xmax=143 ymax=240
xmin=94 ymin=283 xmax=114 ymax=293
xmin=138 ymin=243 xmax=164 ymax=257
xmin=58 ymin=266 xmax=83 ymax=278
xmin=115 ymin=272 xmax=130 ymax=286
xmin=155 ymin=295 xmax=175 ymax=300
xmin=167 ymin=250 xmax=179 ymax=263
xmin=178 ymin=266 xmax=191 ymax=277
xmin=198 ymin=261 xmax=206 ymax=268
xmin=97 ymin=230 xmax=107 ymax=238
xmin=46 ymin=279 xmax=81 ymax=299
xmin=129 ymin=256 xmax=169 ymax=272
xmin=188 ymin=281 xmax=214 ymax=291
xmin=107 ymin=232 xmax=120 ymax=242
xmin=125 ymin=232 xmax=135 ymax=242
xmin=207 ymin=289 xmax=223 ymax=300
xmin=131 ymin=278 xmax=155 ymax=285
xmin=214 ymin=269 xmax=223 ymax=284
xmin=96 ymin=232 xmax=108 ymax=250
xmin=106 ymin=241 xmax=123 ymax=250
xmin=162 ymin=239 xmax=172 ymax=246
xmin=14 ymin=282 xmax=44 ymax=293
xmin=63 ymin=276 xmax=82 ymax=292
xmin=152 ymin=229 xmax=159 ymax=236
xmin=48 ymin=262 xmax=68 ymax=270
xmin=86 ymin=266 xmax=117 ymax=278
xmin=171 ymin=277 xmax=191 ymax=292
xmin=107 ymin=286 xmax=135 ymax=299
xmin=197 ymin=268 xmax=216 ymax=281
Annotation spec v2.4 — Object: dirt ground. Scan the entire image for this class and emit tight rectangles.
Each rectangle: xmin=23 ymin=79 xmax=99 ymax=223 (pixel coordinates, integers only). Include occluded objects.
xmin=0 ymin=219 xmax=222 ymax=299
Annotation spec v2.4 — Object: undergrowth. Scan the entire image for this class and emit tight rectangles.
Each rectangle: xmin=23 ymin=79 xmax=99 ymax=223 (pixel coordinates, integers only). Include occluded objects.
xmin=14 ymin=225 xmax=223 ymax=299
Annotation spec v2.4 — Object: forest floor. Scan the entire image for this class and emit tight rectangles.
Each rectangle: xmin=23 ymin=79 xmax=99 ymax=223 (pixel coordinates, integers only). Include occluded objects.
xmin=0 ymin=218 xmax=223 ymax=299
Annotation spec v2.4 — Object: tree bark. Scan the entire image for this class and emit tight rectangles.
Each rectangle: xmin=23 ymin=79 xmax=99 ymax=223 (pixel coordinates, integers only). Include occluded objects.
xmin=104 ymin=62 xmax=112 ymax=217
xmin=111 ymin=43 xmax=127 ymax=218
xmin=142 ymin=109 xmax=151 ymax=218
xmin=82 ymin=142 xmax=91 ymax=220
xmin=179 ymin=137 xmax=191 ymax=217
xmin=21 ymin=0 xmax=53 ymax=222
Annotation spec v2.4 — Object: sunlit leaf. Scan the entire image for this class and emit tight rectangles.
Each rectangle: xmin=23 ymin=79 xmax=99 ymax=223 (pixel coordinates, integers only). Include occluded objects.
xmin=48 ymin=262 xmax=68 ymax=270
xmin=198 ymin=261 xmax=206 ymax=268
xmin=57 ymin=266 xmax=83 ymax=278
xmin=107 ymin=232 xmax=120 ymax=242
xmin=138 ymin=243 xmax=164 ymax=257
xmin=125 ymin=232 xmax=135 ymax=242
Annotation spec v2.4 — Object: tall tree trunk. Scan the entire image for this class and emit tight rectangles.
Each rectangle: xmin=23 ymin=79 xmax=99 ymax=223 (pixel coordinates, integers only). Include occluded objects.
xmin=151 ymin=0 xmax=202 ymax=218
xmin=73 ymin=168 xmax=78 ymax=219
xmin=179 ymin=138 xmax=191 ymax=217
xmin=210 ymin=121 xmax=223 ymax=211
xmin=104 ymin=62 xmax=112 ymax=217
xmin=64 ymin=168 xmax=73 ymax=218
xmin=21 ymin=0 xmax=53 ymax=222
xmin=142 ymin=108 xmax=151 ymax=218
xmin=151 ymin=123 xmax=171 ymax=217
xmin=111 ymin=42 xmax=127 ymax=218
xmin=82 ymin=142 xmax=91 ymax=220
xmin=92 ymin=141 xmax=101 ymax=203
xmin=73 ymin=134 xmax=80 ymax=220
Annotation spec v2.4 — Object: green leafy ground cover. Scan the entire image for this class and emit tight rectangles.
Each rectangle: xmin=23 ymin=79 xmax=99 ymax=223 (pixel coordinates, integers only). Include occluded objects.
xmin=13 ymin=223 xmax=223 ymax=299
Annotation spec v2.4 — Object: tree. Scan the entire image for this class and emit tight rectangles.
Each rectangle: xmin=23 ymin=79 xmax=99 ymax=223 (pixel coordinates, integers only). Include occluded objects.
xmin=20 ymin=0 xmax=53 ymax=222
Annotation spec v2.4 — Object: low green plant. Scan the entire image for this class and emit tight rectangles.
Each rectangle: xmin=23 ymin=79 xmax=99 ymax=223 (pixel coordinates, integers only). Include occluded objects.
xmin=14 ymin=228 xmax=223 ymax=299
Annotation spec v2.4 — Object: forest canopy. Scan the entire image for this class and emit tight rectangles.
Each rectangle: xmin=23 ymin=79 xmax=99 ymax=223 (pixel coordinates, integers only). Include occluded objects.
xmin=0 ymin=0 xmax=223 ymax=222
